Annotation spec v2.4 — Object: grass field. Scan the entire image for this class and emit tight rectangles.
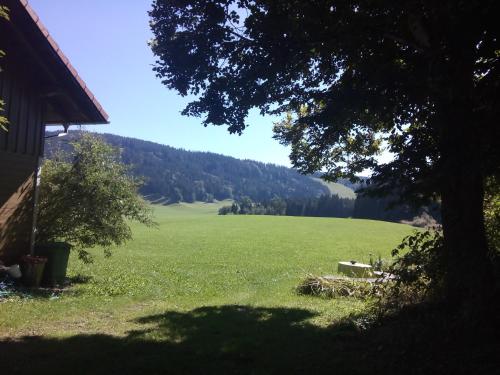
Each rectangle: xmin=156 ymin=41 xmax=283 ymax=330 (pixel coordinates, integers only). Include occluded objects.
xmin=0 ymin=202 xmax=416 ymax=373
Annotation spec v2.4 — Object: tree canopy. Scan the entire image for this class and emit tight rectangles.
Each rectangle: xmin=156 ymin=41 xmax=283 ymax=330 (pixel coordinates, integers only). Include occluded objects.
xmin=149 ymin=0 xmax=497 ymax=193
xmin=149 ymin=0 xmax=499 ymax=305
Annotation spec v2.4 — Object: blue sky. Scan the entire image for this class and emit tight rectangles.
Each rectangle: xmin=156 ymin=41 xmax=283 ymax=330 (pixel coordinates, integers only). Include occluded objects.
xmin=31 ymin=0 xmax=292 ymax=166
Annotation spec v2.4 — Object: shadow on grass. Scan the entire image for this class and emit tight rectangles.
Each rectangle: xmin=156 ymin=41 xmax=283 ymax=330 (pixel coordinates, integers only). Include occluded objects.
xmin=0 ymin=304 xmax=497 ymax=374
xmin=0 ymin=281 xmax=62 ymax=300
xmin=0 ymin=274 xmax=90 ymax=301
xmin=67 ymin=274 xmax=93 ymax=285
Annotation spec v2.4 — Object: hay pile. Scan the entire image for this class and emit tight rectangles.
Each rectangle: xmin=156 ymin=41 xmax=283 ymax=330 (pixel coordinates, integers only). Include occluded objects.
xmin=297 ymin=275 xmax=385 ymax=299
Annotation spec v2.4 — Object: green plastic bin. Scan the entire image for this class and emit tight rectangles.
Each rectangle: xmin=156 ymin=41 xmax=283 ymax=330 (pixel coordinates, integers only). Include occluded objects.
xmin=35 ymin=242 xmax=71 ymax=286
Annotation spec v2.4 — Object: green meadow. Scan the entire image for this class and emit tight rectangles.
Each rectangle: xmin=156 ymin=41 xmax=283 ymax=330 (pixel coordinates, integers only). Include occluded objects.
xmin=0 ymin=202 xmax=415 ymax=373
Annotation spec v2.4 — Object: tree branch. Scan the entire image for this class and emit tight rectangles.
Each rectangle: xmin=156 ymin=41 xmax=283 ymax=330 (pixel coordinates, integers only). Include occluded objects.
xmin=227 ymin=28 xmax=254 ymax=42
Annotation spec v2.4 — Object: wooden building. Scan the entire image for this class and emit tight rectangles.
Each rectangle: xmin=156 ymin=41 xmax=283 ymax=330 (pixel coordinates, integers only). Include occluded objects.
xmin=0 ymin=0 xmax=108 ymax=264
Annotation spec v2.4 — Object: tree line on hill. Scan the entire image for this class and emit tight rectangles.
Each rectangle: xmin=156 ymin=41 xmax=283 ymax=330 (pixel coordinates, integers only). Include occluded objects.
xmin=219 ymin=194 xmax=440 ymax=225
xmin=219 ymin=195 xmax=355 ymax=218
xmin=45 ymin=131 xmax=439 ymax=224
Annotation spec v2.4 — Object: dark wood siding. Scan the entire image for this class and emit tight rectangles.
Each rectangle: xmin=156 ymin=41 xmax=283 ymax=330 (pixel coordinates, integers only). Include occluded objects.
xmin=0 ymin=69 xmax=44 ymax=263
xmin=0 ymin=151 xmax=36 ymax=264
xmin=0 ymin=71 xmax=44 ymax=156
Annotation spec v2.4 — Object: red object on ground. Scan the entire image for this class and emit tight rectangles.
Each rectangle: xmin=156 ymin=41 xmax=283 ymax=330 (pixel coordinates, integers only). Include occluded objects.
xmin=21 ymin=255 xmax=48 ymax=264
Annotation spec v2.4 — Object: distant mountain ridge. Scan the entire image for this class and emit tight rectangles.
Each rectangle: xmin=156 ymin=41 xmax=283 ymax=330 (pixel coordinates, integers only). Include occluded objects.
xmin=44 ymin=131 xmax=355 ymax=204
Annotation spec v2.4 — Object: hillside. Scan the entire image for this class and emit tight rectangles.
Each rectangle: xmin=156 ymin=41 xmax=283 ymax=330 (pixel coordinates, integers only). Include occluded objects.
xmin=45 ymin=131 xmax=349 ymax=204
xmin=313 ymin=178 xmax=357 ymax=199
xmin=44 ymin=131 xmax=439 ymax=224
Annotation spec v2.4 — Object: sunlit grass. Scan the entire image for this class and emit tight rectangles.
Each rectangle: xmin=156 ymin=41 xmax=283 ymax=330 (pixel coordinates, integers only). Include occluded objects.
xmin=0 ymin=202 xmax=414 ymax=337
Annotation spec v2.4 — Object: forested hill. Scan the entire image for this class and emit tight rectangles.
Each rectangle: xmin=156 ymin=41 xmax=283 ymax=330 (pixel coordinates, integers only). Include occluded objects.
xmin=44 ymin=131 xmax=337 ymax=203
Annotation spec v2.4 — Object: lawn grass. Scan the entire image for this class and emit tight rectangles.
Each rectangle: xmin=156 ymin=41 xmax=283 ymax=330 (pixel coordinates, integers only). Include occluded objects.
xmin=0 ymin=202 xmax=416 ymax=373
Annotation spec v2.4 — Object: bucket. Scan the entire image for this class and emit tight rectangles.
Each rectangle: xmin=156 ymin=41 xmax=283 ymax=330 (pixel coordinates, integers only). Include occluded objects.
xmin=21 ymin=255 xmax=48 ymax=287
xmin=35 ymin=242 xmax=71 ymax=286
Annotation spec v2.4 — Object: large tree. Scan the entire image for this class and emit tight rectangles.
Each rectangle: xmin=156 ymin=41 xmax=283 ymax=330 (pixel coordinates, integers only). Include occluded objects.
xmin=149 ymin=0 xmax=499 ymax=306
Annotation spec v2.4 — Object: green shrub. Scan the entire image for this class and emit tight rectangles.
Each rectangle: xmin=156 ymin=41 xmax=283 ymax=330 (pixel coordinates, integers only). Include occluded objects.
xmin=378 ymin=229 xmax=445 ymax=310
xmin=484 ymin=176 xmax=500 ymax=252
xmin=218 ymin=205 xmax=232 ymax=215
xmin=36 ymin=133 xmax=155 ymax=261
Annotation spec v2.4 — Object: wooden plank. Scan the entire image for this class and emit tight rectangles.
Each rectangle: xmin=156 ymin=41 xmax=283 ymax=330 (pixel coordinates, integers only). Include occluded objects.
xmin=0 ymin=73 xmax=11 ymax=150
xmin=15 ymin=84 xmax=29 ymax=154
xmin=25 ymin=90 xmax=35 ymax=155
xmin=5 ymin=75 xmax=20 ymax=153
xmin=0 ymin=73 xmax=4 ymax=149
xmin=38 ymin=104 xmax=46 ymax=156
xmin=32 ymin=96 xmax=45 ymax=156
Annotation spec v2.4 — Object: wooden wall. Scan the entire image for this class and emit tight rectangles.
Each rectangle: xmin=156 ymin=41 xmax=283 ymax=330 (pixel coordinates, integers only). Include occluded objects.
xmin=0 ymin=152 xmax=37 ymax=264
xmin=0 ymin=71 xmax=44 ymax=156
xmin=0 ymin=70 xmax=44 ymax=264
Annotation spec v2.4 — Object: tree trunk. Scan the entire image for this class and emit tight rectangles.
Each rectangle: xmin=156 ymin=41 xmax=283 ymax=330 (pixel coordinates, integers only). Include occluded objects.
xmin=438 ymin=66 xmax=495 ymax=310
xmin=440 ymin=157 xmax=493 ymax=309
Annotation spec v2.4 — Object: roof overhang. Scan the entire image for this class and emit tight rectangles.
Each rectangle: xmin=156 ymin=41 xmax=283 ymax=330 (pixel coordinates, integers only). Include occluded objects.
xmin=1 ymin=0 xmax=109 ymax=125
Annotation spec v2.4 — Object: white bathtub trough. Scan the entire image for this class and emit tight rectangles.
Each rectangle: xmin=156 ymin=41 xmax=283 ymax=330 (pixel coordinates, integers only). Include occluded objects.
xmin=337 ymin=261 xmax=374 ymax=278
